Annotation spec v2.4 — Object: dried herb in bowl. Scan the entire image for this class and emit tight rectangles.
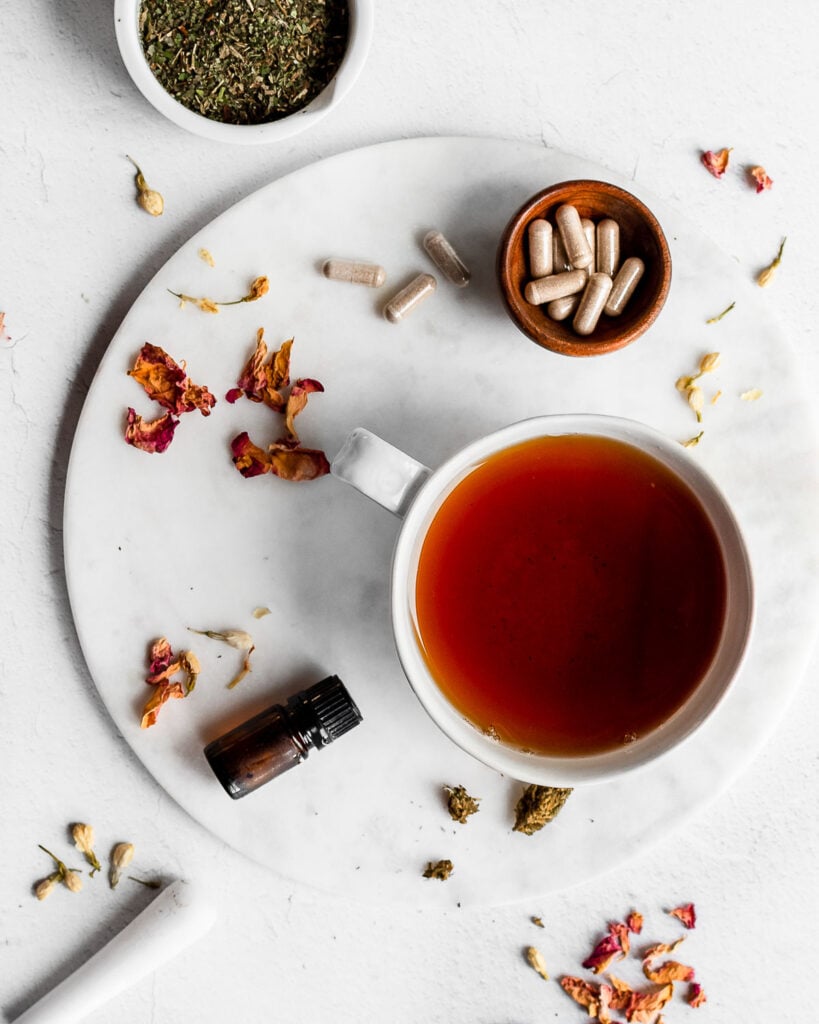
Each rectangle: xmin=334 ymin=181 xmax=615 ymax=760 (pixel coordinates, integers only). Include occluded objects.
xmin=139 ymin=0 xmax=349 ymax=125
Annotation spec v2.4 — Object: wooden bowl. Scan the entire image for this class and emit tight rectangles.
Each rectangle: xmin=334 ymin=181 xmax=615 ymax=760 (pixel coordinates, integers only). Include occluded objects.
xmin=497 ymin=180 xmax=672 ymax=356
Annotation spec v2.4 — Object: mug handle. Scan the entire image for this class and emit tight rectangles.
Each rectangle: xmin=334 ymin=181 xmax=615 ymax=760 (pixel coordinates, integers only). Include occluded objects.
xmin=331 ymin=428 xmax=432 ymax=518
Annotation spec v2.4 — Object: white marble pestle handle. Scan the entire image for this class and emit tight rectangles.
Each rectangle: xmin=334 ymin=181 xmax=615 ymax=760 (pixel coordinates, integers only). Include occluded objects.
xmin=12 ymin=880 xmax=217 ymax=1024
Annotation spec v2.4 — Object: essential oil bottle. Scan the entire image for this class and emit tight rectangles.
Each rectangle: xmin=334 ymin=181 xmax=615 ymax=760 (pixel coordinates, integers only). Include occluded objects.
xmin=204 ymin=675 xmax=362 ymax=799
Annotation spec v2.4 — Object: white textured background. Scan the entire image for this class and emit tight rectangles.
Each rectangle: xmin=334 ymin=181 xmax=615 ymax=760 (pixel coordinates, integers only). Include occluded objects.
xmin=1 ymin=1 xmax=817 ymax=1021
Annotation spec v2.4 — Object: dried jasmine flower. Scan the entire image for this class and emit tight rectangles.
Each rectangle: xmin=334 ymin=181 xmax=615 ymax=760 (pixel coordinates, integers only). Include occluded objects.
xmin=749 ymin=165 xmax=774 ymax=192
xmin=668 ymin=902 xmax=697 ymax=929
xmin=512 ymin=784 xmax=572 ymax=835
xmin=686 ymin=385 xmax=705 ymax=422
xmin=63 ymin=869 xmax=84 ymax=893
xmin=757 ymin=237 xmax=786 ymax=287
xmin=198 ymin=248 xmax=216 ymax=267
xmin=109 ymin=842 xmax=135 ymax=889
xmin=681 ymin=431 xmax=704 ymax=449
xmin=422 ymin=859 xmax=454 ymax=880
xmin=188 ymin=628 xmax=255 ymax=689
xmin=706 ymin=301 xmax=735 ymax=323
xmin=35 ymin=845 xmax=83 ymax=898
xmin=711 ymin=390 xmax=722 ymax=405
xmin=741 ymin=388 xmax=763 ymax=402
xmin=701 ymin=147 xmax=732 ymax=178
xmin=525 ymin=946 xmax=550 ymax=981
xmin=168 ymin=275 xmax=269 ymax=312
xmin=34 ymin=873 xmax=62 ymax=901
xmin=444 ymin=784 xmax=480 ymax=824
xmin=127 ymin=156 xmax=164 ymax=216
xmin=71 ymin=823 xmax=102 ymax=876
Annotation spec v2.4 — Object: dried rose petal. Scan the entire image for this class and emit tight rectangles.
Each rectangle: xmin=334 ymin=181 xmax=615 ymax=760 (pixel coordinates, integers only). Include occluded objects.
xmin=283 ymin=378 xmax=325 ymax=440
xmin=626 ymin=983 xmax=674 ymax=1023
xmin=141 ymin=680 xmax=186 ymax=729
xmin=148 ymin=637 xmax=173 ymax=677
xmin=701 ymin=148 xmax=732 ymax=178
xmin=582 ymin=922 xmax=629 ymax=974
xmin=125 ymin=408 xmax=179 ymax=453
xmin=225 ymin=387 xmax=243 ymax=404
xmin=688 ymin=982 xmax=707 ymax=1008
xmin=231 ymin=432 xmax=272 ymax=478
xmin=642 ymin=958 xmax=695 ymax=984
xmin=608 ymin=976 xmax=633 ymax=1011
xmin=127 ymin=343 xmax=215 ymax=416
xmin=268 ymin=443 xmax=330 ymax=482
xmin=231 ymin=329 xmax=292 ymax=410
xmin=668 ymin=903 xmax=697 ymax=929
xmin=750 ymin=166 xmax=773 ymax=193
xmin=643 ymin=937 xmax=686 ymax=959
xmin=626 ymin=910 xmax=644 ymax=934
xmin=560 ymin=976 xmax=600 ymax=1016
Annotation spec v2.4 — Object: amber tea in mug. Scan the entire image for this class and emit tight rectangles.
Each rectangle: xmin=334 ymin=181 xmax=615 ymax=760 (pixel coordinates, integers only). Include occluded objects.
xmin=413 ymin=434 xmax=727 ymax=757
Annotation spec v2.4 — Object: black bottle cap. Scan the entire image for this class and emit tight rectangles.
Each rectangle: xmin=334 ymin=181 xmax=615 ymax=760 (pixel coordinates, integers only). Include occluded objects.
xmin=288 ymin=675 xmax=362 ymax=748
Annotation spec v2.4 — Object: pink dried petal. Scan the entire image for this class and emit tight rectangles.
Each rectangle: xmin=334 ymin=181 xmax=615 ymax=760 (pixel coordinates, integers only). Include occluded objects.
xmin=701 ymin=148 xmax=731 ymax=178
xmin=626 ymin=911 xmax=644 ymax=934
xmin=124 ymin=408 xmax=179 ymax=453
xmin=225 ymin=387 xmax=243 ymax=404
xmin=230 ymin=432 xmax=272 ymax=478
xmin=750 ymin=165 xmax=773 ymax=192
xmin=147 ymin=637 xmax=173 ymax=677
xmin=668 ymin=903 xmax=697 ymax=929
xmin=688 ymin=982 xmax=707 ymax=1008
xmin=583 ymin=924 xmax=628 ymax=974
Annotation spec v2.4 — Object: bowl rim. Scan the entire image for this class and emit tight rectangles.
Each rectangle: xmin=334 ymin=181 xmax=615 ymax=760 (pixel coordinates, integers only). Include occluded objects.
xmin=497 ymin=178 xmax=672 ymax=356
xmin=114 ymin=0 xmax=374 ymax=144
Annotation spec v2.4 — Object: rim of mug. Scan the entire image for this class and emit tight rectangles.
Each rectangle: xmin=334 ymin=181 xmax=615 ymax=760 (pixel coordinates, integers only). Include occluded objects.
xmin=114 ymin=0 xmax=374 ymax=144
xmin=391 ymin=414 xmax=755 ymax=786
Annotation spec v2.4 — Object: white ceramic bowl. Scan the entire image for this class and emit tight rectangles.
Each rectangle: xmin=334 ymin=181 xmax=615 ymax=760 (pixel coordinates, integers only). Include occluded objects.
xmin=114 ymin=0 xmax=374 ymax=144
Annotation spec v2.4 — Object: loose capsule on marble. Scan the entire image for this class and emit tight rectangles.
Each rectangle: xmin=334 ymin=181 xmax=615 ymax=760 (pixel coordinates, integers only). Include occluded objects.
xmin=527 ymin=219 xmax=553 ymax=279
xmin=555 ymin=204 xmax=593 ymax=269
xmin=524 ymin=269 xmax=587 ymax=306
xmin=383 ymin=273 xmax=437 ymax=323
xmin=322 ymin=258 xmax=387 ymax=288
xmin=604 ymin=257 xmax=645 ymax=316
xmin=596 ymin=219 xmax=620 ymax=277
xmin=546 ymin=293 xmax=581 ymax=321
xmin=573 ymin=272 xmax=614 ymax=336
xmin=423 ymin=230 xmax=471 ymax=287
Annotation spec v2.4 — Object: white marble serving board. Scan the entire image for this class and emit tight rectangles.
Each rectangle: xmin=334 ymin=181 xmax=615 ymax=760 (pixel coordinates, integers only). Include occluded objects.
xmin=64 ymin=137 xmax=819 ymax=907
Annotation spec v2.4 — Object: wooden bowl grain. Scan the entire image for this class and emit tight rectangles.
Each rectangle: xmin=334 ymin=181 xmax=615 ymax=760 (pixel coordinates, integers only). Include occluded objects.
xmin=497 ymin=180 xmax=672 ymax=357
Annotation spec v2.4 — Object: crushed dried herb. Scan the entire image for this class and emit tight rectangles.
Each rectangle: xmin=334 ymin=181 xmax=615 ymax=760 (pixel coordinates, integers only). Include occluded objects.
xmin=525 ymin=946 xmax=550 ymax=981
xmin=422 ymin=859 xmax=453 ymax=881
xmin=139 ymin=0 xmax=349 ymax=126
xmin=513 ymin=784 xmax=572 ymax=834
xmin=444 ymin=784 xmax=480 ymax=824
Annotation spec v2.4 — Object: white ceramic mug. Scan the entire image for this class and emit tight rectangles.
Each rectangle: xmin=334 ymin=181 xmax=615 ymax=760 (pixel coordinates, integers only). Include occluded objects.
xmin=331 ymin=415 xmax=754 ymax=785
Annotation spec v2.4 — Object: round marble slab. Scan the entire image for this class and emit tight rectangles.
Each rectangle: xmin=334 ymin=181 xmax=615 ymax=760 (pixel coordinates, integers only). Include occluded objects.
xmin=64 ymin=138 xmax=819 ymax=907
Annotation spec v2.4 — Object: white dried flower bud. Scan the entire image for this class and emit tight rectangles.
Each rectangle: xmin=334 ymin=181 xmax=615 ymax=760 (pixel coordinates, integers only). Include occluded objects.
xmin=109 ymin=842 xmax=135 ymax=889
xmin=63 ymin=870 xmax=83 ymax=893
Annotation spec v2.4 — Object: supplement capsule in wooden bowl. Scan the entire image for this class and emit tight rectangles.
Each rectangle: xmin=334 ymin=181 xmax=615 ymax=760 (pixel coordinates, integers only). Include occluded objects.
xmin=497 ymin=180 xmax=671 ymax=357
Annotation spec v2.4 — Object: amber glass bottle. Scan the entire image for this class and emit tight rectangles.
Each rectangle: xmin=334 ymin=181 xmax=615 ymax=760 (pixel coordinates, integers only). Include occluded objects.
xmin=204 ymin=675 xmax=362 ymax=799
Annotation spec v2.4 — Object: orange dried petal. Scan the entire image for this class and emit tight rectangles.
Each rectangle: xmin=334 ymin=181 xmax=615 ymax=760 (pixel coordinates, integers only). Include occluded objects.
xmin=140 ymin=680 xmax=186 ymax=729
xmin=626 ymin=983 xmax=674 ymax=1024
xmin=701 ymin=147 xmax=731 ymax=178
xmin=749 ymin=166 xmax=773 ymax=193
xmin=642 ymin=958 xmax=695 ymax=984
xmin=668 ymin=902 xmax=696 ymax=929
xmin=283 ymin=378 xmax=324 ymax=440
xmin=626 ymin=910 xmax=644 ymax=934
xmin=268 ymin=443 xmax=330 ymax=482
xmin=559 ymin=976 xmax=600 ymax=1016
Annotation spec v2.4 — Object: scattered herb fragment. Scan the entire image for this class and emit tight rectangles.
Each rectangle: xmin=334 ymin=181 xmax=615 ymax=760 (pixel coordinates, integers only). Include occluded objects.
xmin=199 ymin=248 xmax=215 ymax=267
xmin=701 ymin=147 xmax=732 ymax=178
xmin=168 ymin=275 xmax=269 ymax=313
xmin=749 ymin=165 xmax=774 ymax=192
xmin=740 ymin=388 xmax=763 ymax=401
xmin=681 ymin=431 xmax=704 ymax=449
xmin=422 ymin=859 xmax=453 ymax=880
xmin=444 ymin=784 xmax=480 ymax=824
xmin=138 ymin=0 xmax=349 ymax=126
xmin=129 ymin=875 xmax=162 ymax=889
xmin=525 ymin=946 xmax=549 ymax=981
xmin=531 ymin=916 xmax=544 ymax=928
xmin=71 ymin=823 xmax=101 ymax=876
xmin=127 ymin=156 xmax=164 ymax=217
xmin=252 ymin=606 xmax=272 ymax=619
xmin=757 ymin=237 xmax=786 ymax=287
xmin=512 ymin=784 xmax=572 ymax=834
xmin=668 ymin=902 xmax=697 ymax=929
xmin=706 ymin=301 xmax=735 ymax=323
xmin=110 ymin=842 xmax=135 ymax=889
xmin=188 ymin=628 xmax=255 ymax=689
